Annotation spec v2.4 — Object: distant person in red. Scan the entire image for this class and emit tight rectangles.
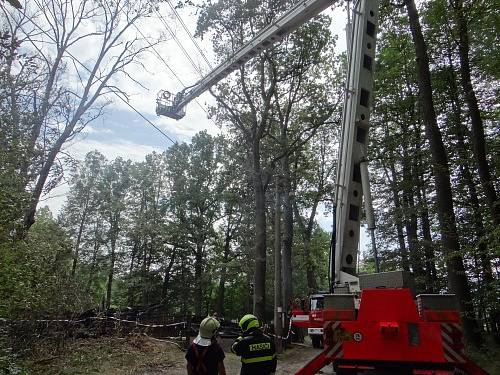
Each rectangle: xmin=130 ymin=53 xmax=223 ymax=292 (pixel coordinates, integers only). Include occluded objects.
xmin=186 ymin=316 xmax=226 ymax=375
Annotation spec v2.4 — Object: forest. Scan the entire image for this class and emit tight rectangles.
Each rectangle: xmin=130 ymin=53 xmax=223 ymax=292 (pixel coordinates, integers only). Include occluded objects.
xmin=0 ymin=0 xmax=498 ymax=372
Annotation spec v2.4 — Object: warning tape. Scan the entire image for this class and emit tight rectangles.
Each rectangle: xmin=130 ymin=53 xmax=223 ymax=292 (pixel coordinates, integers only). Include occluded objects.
xmin=2 ymin=316 xmax=188 ymax=329
xmin=267 ymin=317 xmax=294 ymax=341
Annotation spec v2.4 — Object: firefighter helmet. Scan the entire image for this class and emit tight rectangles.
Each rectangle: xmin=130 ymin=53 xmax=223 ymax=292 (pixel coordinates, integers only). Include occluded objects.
xmin=194 ymin=316 xmax=220 ymax=346
xmin=239 ymin=314 xmax=260 ymax=333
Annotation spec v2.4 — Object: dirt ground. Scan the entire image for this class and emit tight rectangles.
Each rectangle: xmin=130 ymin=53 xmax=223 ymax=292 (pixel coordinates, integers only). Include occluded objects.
xmin=24 ymin=335 xmax=334 ymax=374
xmin=165 ymin=340 xmax=334 ymax=375
xmin=21 ymin=334 xmax=499 ymax=374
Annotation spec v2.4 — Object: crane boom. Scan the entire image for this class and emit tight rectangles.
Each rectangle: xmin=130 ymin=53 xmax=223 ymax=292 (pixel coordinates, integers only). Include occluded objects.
xmin=331 ymin=0 xmax=380 ymax=291
xmin=157 ymin=0 xmax=380 ymax=290
xmin=156 ymin=0 xmax=336 ymax=119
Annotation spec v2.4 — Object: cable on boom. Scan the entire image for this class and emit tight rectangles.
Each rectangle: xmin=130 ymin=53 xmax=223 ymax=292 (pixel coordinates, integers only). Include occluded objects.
xmin=165 ymin=0 xmax=214 ymax=70
xmin=132 ymin=23 xmax=216 ymax=125
xmin=154 ymin=7 xmax=205 ymax=78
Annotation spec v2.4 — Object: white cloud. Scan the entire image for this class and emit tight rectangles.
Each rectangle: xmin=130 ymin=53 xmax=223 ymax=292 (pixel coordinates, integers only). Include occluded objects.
xmin=81 ymin=124 xmax=113 ymax=135
xmin=37 ymin=1 xmax=349 ymax=217
xmin=65 ymin=138 xmax=162 ymax=162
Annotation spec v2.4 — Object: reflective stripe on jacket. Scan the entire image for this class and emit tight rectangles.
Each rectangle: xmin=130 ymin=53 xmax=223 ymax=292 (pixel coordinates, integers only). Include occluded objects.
xmin=231 ymin=330 xmax=277 ymax=375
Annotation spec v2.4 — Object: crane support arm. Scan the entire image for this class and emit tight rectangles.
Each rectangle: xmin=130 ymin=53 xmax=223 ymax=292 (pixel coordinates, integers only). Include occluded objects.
xmin=156 ymin=0 xmax=337 ymax=119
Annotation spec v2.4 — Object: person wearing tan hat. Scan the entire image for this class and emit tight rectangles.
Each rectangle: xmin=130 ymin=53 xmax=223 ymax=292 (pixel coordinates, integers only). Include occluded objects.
xmin=186 ymin=316 xmax=226 ymax=375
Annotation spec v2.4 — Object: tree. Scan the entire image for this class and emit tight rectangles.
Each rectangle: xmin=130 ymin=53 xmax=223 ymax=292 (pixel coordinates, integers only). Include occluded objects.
xmin=196 ymin=0 xmax=341 ymax=319
xmin=449 ymin=0 xmax=499 ymax=227
xmin=0 ymin=207 xmax=85 ymax=318
xmin=214 ymin=140 xmax=246 ymax=316
xmin=404 ymin=0 xmax=480 ymax=345
xmin=0 ymin=0 xmax=157 ymax=232
xmin=60 ymin=151 xmax=105 ymax=277
xmin=270 ymin=14 xmax=339 ymax=313
xmin=165 ymin=132 xmax=224 ymax=315
xmin=98 ymin=158 xmax=131 ymax=309
xmin=125 ymin=152 xmax=169 ymax=305
xmin=0 ymin=29 xmax=34 ymax=239
xmin=292 ymin=124 xmax=337 ymax=291
xmin=196 ymin=0 xmax=285 ymax=319
xmin=423 ymin=0 xmax=498 ymax=334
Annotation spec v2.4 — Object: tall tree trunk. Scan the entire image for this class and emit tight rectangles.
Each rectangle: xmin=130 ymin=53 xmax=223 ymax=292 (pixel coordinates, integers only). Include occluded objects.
xmin=281 ymin=154 xmax=293 ymax=317
xmin=106 ymin=224 xmax=117 ymax=310
xmin=217 ymin=219 xmax=233 ymax=316
xmin=194 ymin=242 xmax=204 ymax=316
xmin=446 ymin=52 xmax=496 ymax=334
xmin=385 ymin=152 xmax=410 ymax=271
xmin=401 ymin=147 xmax=426 ymax=291
xmin=161 ymin=247 xmax=177 ymax=304
xmin=414 ymin=124 xmax=437 ymax=292
xmin=71 ymin=206 xmax=89 ymax=277
xmin=415 ymin=175 xmax=437 ymax=292
xmin=87 ymin=221 xmax=101 ymax=292
xmin=23 ymin=115 xmax=80 ymax=231
xmin=127 ymin=241 xmax=138 ymax=305
xmin=274 ymin=180 xmax=283 ymax=353
xmin=245 ymin=269 xmax=253 ymax=314
xmin=180 ymin=258 xmax=188 ymax=316
xmin=405 ymin=0 xmax=481 ymax=345
xmin=253 ymin=139 xmax=267 ymax=321
xmin=451 ymin=0 xmax=499 ymax=226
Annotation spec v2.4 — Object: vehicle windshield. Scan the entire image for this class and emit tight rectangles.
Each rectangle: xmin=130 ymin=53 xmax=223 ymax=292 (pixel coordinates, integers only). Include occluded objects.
xmin=310 ymin=297 xmax=324 ymax=310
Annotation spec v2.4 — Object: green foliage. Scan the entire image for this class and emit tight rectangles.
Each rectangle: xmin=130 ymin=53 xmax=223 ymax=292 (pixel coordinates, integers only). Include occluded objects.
xmin=0 ymin=208 xmax=88 ymax=318
xmin=292 ymin=226 xmax=330 ymax=296
xmin=0 ymin=324 xmax=27 ymax=375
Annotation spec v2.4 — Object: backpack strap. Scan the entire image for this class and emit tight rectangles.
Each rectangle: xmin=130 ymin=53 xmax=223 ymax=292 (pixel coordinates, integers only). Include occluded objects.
xmin=191 ymin=343 xmax=210 ymax=374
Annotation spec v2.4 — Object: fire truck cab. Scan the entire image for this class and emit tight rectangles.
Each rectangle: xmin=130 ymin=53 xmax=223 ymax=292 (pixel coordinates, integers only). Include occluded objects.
xmin=291 ymin=294 xmax=326 ymax=348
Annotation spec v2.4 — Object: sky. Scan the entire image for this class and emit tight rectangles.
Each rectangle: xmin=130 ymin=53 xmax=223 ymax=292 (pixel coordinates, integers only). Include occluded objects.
xmin=43 ymin=1 xmax=349 ymax=217
xmin=38 ymin=1 xmax=373 ymax=252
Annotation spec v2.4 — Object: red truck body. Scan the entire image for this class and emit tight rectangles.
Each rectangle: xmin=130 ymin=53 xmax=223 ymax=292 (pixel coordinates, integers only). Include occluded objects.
xmin=292 ymin=288 xmax=488 ymax=374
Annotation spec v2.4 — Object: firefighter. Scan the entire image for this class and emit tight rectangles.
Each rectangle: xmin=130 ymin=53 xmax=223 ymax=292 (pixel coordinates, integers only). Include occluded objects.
xmin=185 ymin=316 xmax=226 ymax=375
xmin=231 ymin=314 xmax=277 ymax=375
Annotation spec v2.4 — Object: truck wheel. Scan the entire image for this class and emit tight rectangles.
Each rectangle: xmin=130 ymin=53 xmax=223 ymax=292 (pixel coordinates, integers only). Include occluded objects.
xmin=311 ymin=335 xmax=322 ymax=348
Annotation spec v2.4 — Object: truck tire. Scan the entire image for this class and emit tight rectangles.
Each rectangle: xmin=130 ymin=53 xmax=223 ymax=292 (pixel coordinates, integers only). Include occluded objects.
xmin=311 ymin=335 xmax=322 ymax=348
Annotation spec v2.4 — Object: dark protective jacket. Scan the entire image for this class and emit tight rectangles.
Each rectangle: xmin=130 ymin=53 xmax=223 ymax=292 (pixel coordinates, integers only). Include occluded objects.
xmin=185 ymin=342 xmax=225 ymax=375
xmin=231 ymin=329 xmax=277 ymax=375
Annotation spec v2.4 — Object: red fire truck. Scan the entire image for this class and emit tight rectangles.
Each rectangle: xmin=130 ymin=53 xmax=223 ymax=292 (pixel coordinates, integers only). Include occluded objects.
xmin=291 ymin=294 xmax=327 ymax=348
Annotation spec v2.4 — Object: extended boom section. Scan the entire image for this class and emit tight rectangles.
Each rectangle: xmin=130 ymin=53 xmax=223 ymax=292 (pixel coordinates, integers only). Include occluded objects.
xmin=156 ymin=0 xmax=337 ymax=119
xmin=331 ymin=0 xmax=379 ymax=291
